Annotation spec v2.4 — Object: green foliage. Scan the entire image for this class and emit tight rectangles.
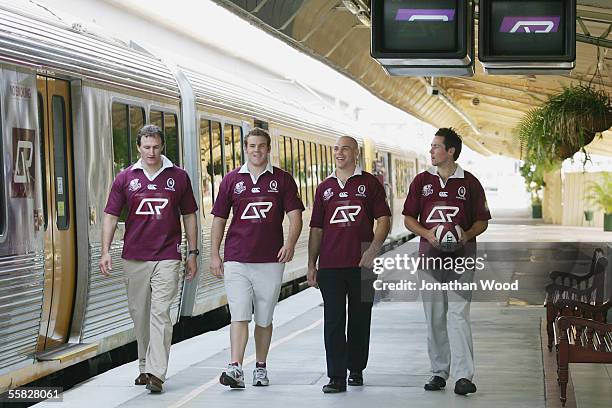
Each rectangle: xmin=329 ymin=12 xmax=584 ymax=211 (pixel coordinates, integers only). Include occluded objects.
xmin=519 ymin=160 xmax=549 ymax=205
xmin=517 ymin=85 xmax=612 ymax=165
xmin=586 ymin=173 xmax=612 ymax=214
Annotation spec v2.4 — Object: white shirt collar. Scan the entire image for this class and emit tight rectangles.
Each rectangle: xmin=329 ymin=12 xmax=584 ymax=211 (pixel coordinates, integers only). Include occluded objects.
xmin=427 ymin=164 xmax=464 ymax=188
xmin=133 ymin=155 xmax=174 ymax=181
xmin=239 ymin=161 xmax=274 ymax=184
xmin=329 ymin=166 xmax=363 ymax=189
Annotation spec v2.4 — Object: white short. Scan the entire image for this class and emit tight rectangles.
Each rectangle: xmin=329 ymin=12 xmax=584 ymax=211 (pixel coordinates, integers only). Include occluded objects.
xmin=223 ymin=261 xmax=285 ymax=327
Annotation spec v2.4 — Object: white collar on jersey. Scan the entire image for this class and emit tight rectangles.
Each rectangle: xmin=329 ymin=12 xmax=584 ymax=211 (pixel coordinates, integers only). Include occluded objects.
xmin=133 ymin=155 xmax=174 ymax=181
xmin=239 ymin=161 xmax=274 ymax=184
xmin=427 ymin=164 xmax=464 ymax=188
xmin=329 ymin=165 xmax=363 ymax=189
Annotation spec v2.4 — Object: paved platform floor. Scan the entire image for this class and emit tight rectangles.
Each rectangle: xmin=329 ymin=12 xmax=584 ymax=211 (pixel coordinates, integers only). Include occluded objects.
xmin=34 ymin=218 xmax=612 ymax=408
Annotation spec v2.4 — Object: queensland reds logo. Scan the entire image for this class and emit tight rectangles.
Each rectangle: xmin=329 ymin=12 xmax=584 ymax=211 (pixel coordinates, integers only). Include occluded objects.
xmin=268 ymin=180 xmax=278 ymax=192
xmin=165 ymin=177 xmax=176 ymax=191
xmin=356 ymin=184 xmax=367 ymax=197
xmin=422 ymin=184 xmax=433 ymax=197
xmin=323 ymin=188 xmax=334 ymax=201
xmin=234 ymin=181 xmax=246 ymax=194
xmin=457 ymin=186 xmax=466 ymax=200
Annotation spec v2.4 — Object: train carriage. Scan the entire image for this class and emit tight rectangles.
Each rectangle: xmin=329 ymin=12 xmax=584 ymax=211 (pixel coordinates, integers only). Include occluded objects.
xmin=0 ymin=1 xmax=422 ymax=392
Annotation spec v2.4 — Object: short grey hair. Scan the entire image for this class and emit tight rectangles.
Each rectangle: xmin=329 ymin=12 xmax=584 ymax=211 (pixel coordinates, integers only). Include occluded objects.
xmin=137 ymin=124 xmax=165 ymax=146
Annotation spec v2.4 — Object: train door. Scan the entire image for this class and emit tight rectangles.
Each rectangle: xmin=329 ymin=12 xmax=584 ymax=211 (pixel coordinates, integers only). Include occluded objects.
xmin=35 ymin=76 xmax=76 ymax=350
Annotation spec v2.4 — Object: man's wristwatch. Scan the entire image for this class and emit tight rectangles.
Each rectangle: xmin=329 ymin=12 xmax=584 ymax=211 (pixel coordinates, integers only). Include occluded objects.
xmin=188 ymin=249 xmax=200 ymax=257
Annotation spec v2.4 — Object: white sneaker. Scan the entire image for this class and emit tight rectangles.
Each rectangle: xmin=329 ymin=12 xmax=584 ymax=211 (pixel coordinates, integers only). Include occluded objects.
xmin=220 ymin=364 xmax=245 ymax=388
xmin=253 ymin=367 xmax=269 ymax=386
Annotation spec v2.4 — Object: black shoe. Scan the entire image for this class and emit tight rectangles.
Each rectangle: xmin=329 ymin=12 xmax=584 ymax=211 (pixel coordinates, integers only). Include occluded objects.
xmin=322 ymin=378 xmax=347 ymax=393
xmin=454 ymin=378 xmax=477 ymax=395
xmin=424 ymin=375 xmax=446 ymax=391
xmin=348 ymin=371 xmax=363 ymax=386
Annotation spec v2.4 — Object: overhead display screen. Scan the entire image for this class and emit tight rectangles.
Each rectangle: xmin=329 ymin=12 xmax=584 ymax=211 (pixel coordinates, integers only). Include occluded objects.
xmin=382 ymin=0 xmax=459 ymax=53
xmin=479 ymin=0 xmax=575 ymax=61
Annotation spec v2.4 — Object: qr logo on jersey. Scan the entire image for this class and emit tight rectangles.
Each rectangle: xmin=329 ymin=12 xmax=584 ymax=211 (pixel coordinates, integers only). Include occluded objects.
xmin=135 ymin=198 xmax=169 ymax=215
xmin=425 ymin=206 xmax=459 ymax=223
xmin=330 ymin=205 xmax=361 ymax=224
xmin=241 ymin=202 xmax=273 ymax=219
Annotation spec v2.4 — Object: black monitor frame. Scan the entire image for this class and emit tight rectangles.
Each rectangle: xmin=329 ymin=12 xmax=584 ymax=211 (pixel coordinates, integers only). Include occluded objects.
xmin=371 ymin=0 xmax=472 ymax=66
xmin=478 ymin=0 xmax=576 ymax=63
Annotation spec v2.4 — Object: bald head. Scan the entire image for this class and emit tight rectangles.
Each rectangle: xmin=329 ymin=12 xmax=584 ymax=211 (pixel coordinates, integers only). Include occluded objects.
xmin=334 ymin=136 xmax=359 ymax=171
xmin=338 ymin=136 xmax=358 ymax=150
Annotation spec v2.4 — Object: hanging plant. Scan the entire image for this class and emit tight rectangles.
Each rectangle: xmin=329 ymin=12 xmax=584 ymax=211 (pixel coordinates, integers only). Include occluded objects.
xmin=517 ymin=85 xmax=612 ymax=164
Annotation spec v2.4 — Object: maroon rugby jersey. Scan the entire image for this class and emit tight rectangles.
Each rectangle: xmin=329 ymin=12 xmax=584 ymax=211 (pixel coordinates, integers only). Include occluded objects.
xmin=211 ymin=163 xmax=305 ymax=263
xmin=402 ymin=165 xmax=491 ymax=257
xmin=104 ymin=156 xmax=198 ymax=261
xmin=310 ymin=168 xmax=391 ymax=269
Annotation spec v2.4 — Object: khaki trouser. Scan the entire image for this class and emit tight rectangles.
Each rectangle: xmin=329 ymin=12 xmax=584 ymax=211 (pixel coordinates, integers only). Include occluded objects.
xmin=123 ymin=259 xmax=180 ymax=381
xmin=418 ymin=268 xmax=475 ymax=381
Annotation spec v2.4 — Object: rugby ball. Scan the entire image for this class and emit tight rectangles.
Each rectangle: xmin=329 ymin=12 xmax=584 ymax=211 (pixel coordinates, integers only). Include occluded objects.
xmin=434 ymin=224 xmax=464 ymax=253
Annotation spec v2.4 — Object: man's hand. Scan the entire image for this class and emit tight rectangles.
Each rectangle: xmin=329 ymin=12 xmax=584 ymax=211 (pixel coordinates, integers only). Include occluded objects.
xmin=99 ymin=253 xmax=112 ymax=277
xmin=185 ymin=255 xmax=198 ymax=281
xmin=210 ymin=254 xmax=224 ymax=278
xmin=425 ymin=226 xmax=441 ymax=249
xmin=277 ymin=244 xmax=296 ymax=263
xmin=457 ymin=226 xmax=469 ymax=247
xmin=359 ymin=246 xmax=379 ymax=269
xmin=307 ymin=265 xmax=318 ymax=289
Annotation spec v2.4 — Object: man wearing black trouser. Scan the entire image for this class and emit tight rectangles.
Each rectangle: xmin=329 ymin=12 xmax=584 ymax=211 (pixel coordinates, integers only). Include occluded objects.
xmin=307 ymin=136 xmax=391 ymax=393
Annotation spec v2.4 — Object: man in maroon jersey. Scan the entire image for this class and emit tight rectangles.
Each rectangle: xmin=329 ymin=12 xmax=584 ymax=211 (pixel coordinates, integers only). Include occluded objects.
xmin=211 ymin=127 xmax=304 ymax=389
xmin=403 ymin=128 xmax=490 ymax=396
xmin=307 ymin=136 xmax=391 ymax=393
xmin=100 ymin=124 xmax=198 ymax=393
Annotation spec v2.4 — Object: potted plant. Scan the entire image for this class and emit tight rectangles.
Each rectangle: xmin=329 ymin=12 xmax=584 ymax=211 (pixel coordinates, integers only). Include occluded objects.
xmin=586 ymin=172 xmax=612 ymax=231
xmin=518 ymin=85 xmax=612 ymax=165
xmin=519 ymin=161 xmax=546 ymax=219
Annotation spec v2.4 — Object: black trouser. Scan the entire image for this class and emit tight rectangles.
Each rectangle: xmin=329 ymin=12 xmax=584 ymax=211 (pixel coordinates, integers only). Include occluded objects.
xmin=317 ymin=267 xmax=375 ymax=380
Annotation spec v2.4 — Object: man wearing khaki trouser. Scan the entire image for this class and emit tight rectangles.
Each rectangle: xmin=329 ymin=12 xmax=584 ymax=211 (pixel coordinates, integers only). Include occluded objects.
xmin=99 ymin=125 xmax=198 ymax=393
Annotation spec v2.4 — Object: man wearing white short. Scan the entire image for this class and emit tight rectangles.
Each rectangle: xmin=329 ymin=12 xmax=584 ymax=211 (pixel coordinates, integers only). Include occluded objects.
xmin=211 ymin=128 xmax=304 ymax=389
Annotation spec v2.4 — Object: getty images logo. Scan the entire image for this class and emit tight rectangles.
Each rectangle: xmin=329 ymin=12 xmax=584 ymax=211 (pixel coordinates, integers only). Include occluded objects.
xmin=330 ymin=205 xmax=361 ymax=224
xmin=499 ymin=16 xmax=560 ymax=33
xmin=241 ymin=202 xmax=273 ymax=220
xmin=135 ymin=198 xmax=168 ymax=215
xmin=395 ymin=8 xmax=455 ymax=22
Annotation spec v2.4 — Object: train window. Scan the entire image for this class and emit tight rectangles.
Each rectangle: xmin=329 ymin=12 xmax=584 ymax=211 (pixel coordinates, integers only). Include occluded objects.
xmin=292 ymin=138 xmax=300 ymax=196
xmin=327 ymin=146 xmax=333 ymax=176
xmin=278 ymin=136 xmax=286 ymax=171
xmin=164 ymin=113 xmax=179 ymax=164
xmin=52 ymin=95 xmax=70 ymax=230
xmin=150 ymin=110 xmax=179 ymax=164
xmin=150 ymin=110 xmax=162 ymax=128
xmin=317 ymin=145 xmax=328 ymax=181
xmin=224 ymin=123 xmax=234 ymax=174
xmin=37 ymin=92 xmax=48 ymax=231
xmin=281 ymin=136 xmax=294 ymax=175
xmin=0 ymin=99 xmax=4 ymax=237
xmin=234 ymin=125 xmax=243 ymax=166
xmin=298 ymin=140 xmax=308 ymax=206
xmin=210 ymin=121 xmax=223 ymax=199
xmin=308 ymin=141 xmax=316 ymax=202
xmin=112 ymin=103 xmax=129 ymax=175
xmin=199 ymin=119 xmax=213 ymax=212
xmin=359 ymin=146 xmax=365 ymax=168
xmin=130 ymin=105 xmax=145 ymax=152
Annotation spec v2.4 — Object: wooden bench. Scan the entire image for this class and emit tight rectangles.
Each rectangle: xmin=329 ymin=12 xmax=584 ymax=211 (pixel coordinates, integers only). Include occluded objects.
xmin=544 ymin=248 xmax=607 ymax=351
xmin=554 ymin=315 xmax=612 ymax=406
